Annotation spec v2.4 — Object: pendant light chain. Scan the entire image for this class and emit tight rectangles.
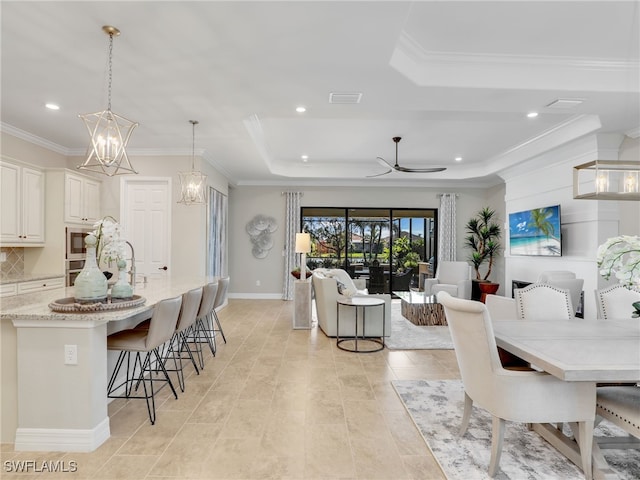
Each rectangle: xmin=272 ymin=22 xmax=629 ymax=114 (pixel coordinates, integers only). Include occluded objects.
xmin=107 ymin=31 xmax=114 ymax=112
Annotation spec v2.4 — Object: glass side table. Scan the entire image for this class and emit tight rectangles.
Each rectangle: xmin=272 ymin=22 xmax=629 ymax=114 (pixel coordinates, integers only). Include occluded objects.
xmin=336 ymin=296 xmax=385 ymax=353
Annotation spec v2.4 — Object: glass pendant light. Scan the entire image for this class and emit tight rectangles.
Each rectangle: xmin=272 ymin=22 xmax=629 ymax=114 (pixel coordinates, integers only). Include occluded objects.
xmin=178 ymin=120 xmax=207 ymax=205
xmin=78 ymin=25 xmax=138 ymax=176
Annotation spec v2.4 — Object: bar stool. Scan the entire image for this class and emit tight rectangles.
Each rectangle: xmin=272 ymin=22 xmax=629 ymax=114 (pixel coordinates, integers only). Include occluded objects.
xmin=107 ymin=295 xmax=183 ymax=425
xmin=166 ymin=287 xmax=203 ymax=392
xmin=211 ymin=277 xmax=229 ymax=344
xmin=192 ymin=281 xmax=219 ymax=362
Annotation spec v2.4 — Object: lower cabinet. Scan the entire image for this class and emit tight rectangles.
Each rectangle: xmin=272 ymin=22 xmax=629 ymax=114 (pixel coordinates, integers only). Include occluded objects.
xmin=15 ymin=277 xmax=65 ymax=295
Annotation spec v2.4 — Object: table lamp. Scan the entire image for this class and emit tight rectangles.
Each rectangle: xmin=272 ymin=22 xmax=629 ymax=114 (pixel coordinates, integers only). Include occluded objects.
xmin=295 ymin=232 xmax=311 ymax=280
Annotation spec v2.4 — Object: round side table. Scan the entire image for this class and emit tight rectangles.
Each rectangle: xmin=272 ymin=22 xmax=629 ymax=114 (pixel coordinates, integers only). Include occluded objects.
xmin=336 ymin=296 xmax=386 ymax=353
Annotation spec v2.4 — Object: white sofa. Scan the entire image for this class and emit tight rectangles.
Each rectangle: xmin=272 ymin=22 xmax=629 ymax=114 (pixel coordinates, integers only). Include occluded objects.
xmin=312 ymin=268 xmax=391 ymax=338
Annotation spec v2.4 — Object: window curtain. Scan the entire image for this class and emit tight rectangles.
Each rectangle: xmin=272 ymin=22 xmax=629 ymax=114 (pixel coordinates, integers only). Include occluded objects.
xmin=438 ymin=193 xmax=457 ymax=262
xmin=207 ymin=187 xmax=228 ymax=278
xmin=282 ymin=191 xmax=302 ymax=300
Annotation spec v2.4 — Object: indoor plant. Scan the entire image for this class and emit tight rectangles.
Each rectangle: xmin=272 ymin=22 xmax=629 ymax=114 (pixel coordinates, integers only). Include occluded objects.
xmin=464 ymin=207 xmax=502 ymax=282
xmin=596 ymin=235 xmax=640 ymax=289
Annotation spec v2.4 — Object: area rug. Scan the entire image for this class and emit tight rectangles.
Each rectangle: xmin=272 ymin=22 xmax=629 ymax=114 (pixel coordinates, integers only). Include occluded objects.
xmin=392 ymin=379 xmax=640 ymax=480
xmin=385 ymin=301 xmax=453 ymax=350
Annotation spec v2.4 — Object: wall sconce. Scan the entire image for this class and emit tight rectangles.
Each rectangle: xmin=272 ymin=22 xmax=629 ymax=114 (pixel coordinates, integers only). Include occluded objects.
xmin=295 ymin=232 xmax=311 ymax=280
xmin=573 ymin=160 xmax=640 ymax=200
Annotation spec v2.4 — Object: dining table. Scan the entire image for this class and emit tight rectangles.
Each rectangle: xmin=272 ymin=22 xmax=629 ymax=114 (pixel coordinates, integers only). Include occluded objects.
xmin=492 ymin=318 xmax=640 ymax=480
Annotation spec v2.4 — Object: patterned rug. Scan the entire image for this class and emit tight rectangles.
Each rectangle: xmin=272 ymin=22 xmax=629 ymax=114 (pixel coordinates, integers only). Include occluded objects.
xmin=385 ymin=301 xmax=453 ymax=350
xmin=392 ymin=379 xmax=640 ymax=480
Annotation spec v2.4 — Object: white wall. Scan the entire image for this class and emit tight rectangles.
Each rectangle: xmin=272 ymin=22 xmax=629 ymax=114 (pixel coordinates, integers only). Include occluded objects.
xmin=228 ymin=184 xmax=506 ymax=298
xmin=501 ymin=133 xmax=639 ymax=320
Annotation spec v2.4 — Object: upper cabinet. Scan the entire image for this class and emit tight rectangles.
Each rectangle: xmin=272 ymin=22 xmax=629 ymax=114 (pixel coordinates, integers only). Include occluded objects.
xmin=64 ymin=172 xmax=101 ymax=225
xmin=0 ymin=160 xmax=45 ymax=246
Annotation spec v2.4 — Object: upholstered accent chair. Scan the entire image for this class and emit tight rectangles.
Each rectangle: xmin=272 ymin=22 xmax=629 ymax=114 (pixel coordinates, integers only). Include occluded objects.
xmin=423 ymin=261 xmax=472 ymax=299
xmin=437 ymin=291 xmax=596 ymax=478
xmin=312 ymin=268 xmax=391 ymax=338
xmin=595 ymin=284 xmax=640 ymax=319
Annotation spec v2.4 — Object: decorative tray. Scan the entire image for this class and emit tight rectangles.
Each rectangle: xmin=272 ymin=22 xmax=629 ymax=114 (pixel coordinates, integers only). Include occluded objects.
xmin=49 ymin=295 xmax=146 ymax=313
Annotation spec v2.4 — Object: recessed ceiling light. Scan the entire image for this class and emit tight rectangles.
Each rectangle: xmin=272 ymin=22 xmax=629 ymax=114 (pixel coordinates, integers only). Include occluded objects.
xmin=45 ymin=103 xmax=60 ymax=110
xmin=301 ymin=155 xmax=309 ymax=162
xmin=296 ymin=106 xmax=306 ymax=113
xmin=527 ymin=112 xmax=538 ymax=118
xmin=455 ymin=157 xmax=462 ymax=162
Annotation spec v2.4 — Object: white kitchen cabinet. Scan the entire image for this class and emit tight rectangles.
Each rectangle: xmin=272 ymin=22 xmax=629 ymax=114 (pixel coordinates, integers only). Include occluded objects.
xmin=16 ymin=276 xmax=64 ymax=295
xmin=64 ymin=172 xmax=101 ymax=225
xmin=0 ymin=160 xmax=45 ymax=245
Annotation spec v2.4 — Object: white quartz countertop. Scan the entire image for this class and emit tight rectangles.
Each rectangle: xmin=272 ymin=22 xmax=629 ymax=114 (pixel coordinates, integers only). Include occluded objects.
xmin=0 ymin=276 xmax=217 ymax=324
xmin=0 ymin=273 xmax=64 ymax=285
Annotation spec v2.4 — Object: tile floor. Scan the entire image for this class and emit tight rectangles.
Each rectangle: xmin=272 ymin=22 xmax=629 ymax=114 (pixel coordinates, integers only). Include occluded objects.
xmin=1 ymin=299 xmax=460 ymax=479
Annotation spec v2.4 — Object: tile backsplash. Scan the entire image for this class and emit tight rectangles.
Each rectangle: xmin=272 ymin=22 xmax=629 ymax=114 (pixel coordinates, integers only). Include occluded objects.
xmin=0 ymin=247 xmax=24 ymax=279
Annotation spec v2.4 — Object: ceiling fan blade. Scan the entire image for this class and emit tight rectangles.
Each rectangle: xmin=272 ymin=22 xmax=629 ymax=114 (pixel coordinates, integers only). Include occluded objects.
xmin=376 ymin=156 xmax=393 ymax=169
xmin=393 ymin=165 xmax=447 ymax=173
xmin=366 ymin=168 xmax=393 ymax=178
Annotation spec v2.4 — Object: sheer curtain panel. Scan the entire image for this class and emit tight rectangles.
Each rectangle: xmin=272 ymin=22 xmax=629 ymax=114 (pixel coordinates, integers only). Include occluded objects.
xmin=283 ymin=192 xmax=302 ymax=300
xmin=438 ymin=193 xmax=457 ymax=262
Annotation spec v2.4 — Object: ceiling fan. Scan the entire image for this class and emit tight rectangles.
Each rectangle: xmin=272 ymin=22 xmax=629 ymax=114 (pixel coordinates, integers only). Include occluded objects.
xmin=368 ymin=136 xmax=447 ymax=177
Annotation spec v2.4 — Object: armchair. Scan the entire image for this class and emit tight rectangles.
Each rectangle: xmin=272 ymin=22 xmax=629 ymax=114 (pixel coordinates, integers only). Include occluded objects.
xmin=423 ymin=261 xmax=472 ymax=299
xmin=312 ymin=268 xmax=391 ymax=338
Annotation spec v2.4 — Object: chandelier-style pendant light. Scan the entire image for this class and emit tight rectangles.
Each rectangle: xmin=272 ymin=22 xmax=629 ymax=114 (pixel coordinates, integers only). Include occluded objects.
xmin=178 ymin=120 xmax=207 ymax=205
xmin=78 ymin=25 xmax=139 ymax=176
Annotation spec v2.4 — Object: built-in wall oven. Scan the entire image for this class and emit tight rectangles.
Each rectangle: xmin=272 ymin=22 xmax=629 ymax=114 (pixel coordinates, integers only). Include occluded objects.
xmin=65 ymin=227 xmax=92 ymax=286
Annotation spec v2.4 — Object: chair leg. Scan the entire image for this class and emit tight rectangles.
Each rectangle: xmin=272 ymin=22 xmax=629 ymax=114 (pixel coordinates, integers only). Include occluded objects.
xmin=459 ymin=392 xmax=473 ymax=436
xmin=488 ymin=416 xmax=505 ymax=477
xmin=213 ymin=310 xmax=226 ymax=344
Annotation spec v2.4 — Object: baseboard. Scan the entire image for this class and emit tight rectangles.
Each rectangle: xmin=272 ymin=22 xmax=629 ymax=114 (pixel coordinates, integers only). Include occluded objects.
xmin=14 ymin=417 xmax=110 ymax=452
xmin=228 ymin=293 xmax=283 ymax=300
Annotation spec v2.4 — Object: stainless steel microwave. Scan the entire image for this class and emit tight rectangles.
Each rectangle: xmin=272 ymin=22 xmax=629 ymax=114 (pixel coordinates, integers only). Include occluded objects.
xmin=66 ymin=227 xmax=93 ymax=260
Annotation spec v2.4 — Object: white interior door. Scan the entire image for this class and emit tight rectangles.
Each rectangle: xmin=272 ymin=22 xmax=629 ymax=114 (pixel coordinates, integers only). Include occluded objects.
xmin=121 ymin=178 xmax=171 ymax=279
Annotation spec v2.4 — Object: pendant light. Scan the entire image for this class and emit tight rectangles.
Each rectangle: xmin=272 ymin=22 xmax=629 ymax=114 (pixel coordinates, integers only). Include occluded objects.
xmin=78 ymin=25 xmax=138 ymax=176
xmin=178 ymin=120 xmax=207 ymax=205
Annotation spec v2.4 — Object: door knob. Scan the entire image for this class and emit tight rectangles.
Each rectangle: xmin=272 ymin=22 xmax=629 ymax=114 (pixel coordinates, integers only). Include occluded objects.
xmin=158 ymin=266 xmax=168 ymax=271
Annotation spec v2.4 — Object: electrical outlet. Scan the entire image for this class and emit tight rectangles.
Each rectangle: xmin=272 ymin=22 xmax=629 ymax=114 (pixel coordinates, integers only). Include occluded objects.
xmin=64 ymin=345 xmax=77 ymax=365
xmin=256 ymin=280 xmax=261 ymax=287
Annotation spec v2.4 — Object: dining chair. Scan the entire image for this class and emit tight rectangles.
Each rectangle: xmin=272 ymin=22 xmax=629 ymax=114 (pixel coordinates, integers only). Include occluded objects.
xmin=514 ymin=283 xmax=574 ymax=320
xmin=437 ymin=291 xmax=596 ymax=478
xmin=537 ymin=272 xmax=584 ymax=317
xmin=485 ymin=294 xmax=531 ymax=370
xmin=595 ymin=284 xmax=640 ymax=319
xmin=106 ymin=295 xmax=183 ymax=425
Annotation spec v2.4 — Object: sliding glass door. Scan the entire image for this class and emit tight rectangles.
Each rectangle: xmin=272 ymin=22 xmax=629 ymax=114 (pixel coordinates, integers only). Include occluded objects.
xmin=302 ymin=207 xmax=437 ymax=294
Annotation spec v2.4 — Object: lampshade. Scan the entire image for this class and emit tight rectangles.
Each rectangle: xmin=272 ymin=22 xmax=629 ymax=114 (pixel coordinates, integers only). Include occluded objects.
xmin=78 ymin=26 xmax=138 ymax=176
xmin=295 ymin=233 xmax=311 ymax=253
xmin=573 ymin=160 xmax=640 ymax=200
xmin=178 ymin=120 xmax=207 ymax=205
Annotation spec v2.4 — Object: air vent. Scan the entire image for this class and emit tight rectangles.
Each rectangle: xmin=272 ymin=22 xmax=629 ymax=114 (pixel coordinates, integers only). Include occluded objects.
xmin=329 ymin=92 xmax=362 ymax=104
xmin=545 ymin=98 xmax=585 ymax=109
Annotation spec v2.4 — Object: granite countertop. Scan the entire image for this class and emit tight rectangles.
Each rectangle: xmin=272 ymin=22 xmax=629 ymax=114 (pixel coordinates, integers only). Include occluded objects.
xmin=0 ymin=276 xmax=217 ymax=324
xmin=0 ymin=273 xmax=65 ymax=285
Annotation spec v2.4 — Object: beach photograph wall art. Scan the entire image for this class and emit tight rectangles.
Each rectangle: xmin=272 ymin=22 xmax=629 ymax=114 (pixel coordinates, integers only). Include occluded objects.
xmin=508 ymin=205 xmax=562 ymax=256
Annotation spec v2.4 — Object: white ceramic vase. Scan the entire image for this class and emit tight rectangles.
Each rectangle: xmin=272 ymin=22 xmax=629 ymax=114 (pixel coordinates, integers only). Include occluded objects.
xmin=73 ymin=234 xmax=108 ymax=303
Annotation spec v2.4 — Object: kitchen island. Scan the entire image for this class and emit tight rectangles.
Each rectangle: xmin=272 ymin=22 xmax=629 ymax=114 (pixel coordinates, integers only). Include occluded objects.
xmin=0 ymin=276 xmax=217 ymax=452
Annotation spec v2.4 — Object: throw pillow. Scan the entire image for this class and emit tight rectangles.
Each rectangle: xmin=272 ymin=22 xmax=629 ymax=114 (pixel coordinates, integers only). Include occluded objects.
xmin=336 ymin=280 xmax=356 ymax=297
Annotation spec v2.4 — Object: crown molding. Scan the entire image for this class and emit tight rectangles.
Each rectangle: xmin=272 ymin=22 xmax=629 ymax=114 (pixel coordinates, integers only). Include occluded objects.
xmin=0 ymin=122 xmax=70 ymax=155
xmin=625 ymin=126 xmax=640 ymax=138
xmin=391 ymin=31 xmax=639 ymax=92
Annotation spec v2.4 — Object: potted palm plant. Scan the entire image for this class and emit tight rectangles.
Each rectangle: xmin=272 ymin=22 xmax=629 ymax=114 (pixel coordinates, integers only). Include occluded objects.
xmin=464 ymin=207 xmax=502 ymax=300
